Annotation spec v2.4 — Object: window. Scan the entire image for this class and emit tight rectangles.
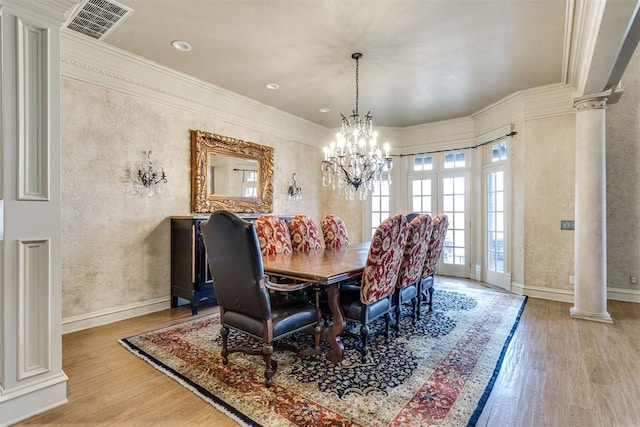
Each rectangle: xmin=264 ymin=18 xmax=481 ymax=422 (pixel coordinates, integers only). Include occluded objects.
xmin=370 ymin=179 xmax=390 ymax=238
xmin=491 ymin=141 xmax=507 ymax=162
xmin=444 ymin=152 xmax=465 ymax=169
xmin=413 ymin=155 xmax=433 ymax=171
xmin=442 ymin=176 xmax=466 ymax=265
xmin=242 ymin=170 xmax=257 ymax=197
xmin=411 ymin=178 xmax=433 ymax=215
xmin=486 ymin=171 xmax=505 ymax=273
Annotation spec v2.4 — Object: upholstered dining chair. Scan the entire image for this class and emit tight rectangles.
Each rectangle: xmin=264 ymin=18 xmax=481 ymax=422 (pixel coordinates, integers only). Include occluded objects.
xmin=321 ymin=214 xmax=350 ymax=249
xmin=253 ymin=215 xmax=293 ymax=256
xmin=288 ymin=214 xmax=322 ymax=253
xmin=394 ymin=213 xmax=433 ymax=333
xmin=340 ymin=214 xmax=408 ymax=361
xmin=419 ymin=213 xmax=449 ymax=312
xmin=200 ymin=210 xmax=321 ymax=387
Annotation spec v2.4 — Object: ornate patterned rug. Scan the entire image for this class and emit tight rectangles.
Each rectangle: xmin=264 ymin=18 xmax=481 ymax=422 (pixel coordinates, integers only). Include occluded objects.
xmin=120 ymin=282 xmax=526 ymax=426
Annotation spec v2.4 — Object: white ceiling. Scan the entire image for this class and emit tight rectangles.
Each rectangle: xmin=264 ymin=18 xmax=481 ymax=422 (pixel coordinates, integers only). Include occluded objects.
xmin=74 ymin=0 xmax=570 ymax=128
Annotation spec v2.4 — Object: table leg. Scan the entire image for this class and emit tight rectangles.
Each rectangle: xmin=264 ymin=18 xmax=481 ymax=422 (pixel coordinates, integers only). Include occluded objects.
xmin=325 ymin=283 xmax=345 ymax=363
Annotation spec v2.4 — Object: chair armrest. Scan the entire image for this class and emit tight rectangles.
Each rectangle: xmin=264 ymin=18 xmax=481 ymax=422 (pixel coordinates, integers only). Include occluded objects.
xmin=263 ymin=276 xmax=314 ymax=292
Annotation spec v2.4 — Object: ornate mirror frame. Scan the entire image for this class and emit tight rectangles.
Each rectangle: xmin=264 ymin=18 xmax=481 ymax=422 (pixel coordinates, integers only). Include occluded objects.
xmin=191 ymin=129 xmax=274 ymax=213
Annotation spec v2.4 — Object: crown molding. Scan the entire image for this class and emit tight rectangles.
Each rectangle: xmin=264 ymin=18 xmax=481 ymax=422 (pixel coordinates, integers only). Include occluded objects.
xmin=61 ymin=31 xmax=580 ymax=154
xmin=398 ymin=117 xmax=475 ymax=151
xmin=60 ymin=31 xmax=331 ymax=147
xmin=565 ymin=0 xmax=606 ymax=94
xmin=1 ymin=0 xmax=81 ymax=25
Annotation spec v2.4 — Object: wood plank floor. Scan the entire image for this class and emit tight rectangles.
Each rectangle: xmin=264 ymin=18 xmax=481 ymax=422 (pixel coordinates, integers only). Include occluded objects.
xmin=17 ymin=278 xmax=640 ymax=426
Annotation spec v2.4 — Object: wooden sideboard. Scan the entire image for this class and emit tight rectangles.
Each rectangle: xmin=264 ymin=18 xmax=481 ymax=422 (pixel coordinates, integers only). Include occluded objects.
xmin=170 ymin=214 xmax=291 ymax=315
xmin=170 ymin=216 xmax=214 ymax=315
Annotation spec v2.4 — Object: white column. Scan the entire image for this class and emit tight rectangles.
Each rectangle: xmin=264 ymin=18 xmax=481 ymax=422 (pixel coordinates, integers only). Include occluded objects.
xmin=0 ymin=0 xmax=80 ymax=424
xmin=570 ymin=93 xmax=612 ymax=323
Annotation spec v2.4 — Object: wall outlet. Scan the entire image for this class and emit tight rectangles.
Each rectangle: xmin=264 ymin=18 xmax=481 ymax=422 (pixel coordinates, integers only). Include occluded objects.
xmin=569 ymin=275 xmax=575 ymax=285
xmin=561 ymin=220 xmax=575 ymax=230
xmin=631 ymin=276 xmax=638 ymax=286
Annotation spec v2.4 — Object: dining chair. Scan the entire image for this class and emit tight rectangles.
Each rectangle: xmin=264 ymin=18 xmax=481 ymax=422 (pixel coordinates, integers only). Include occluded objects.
xmin=200 ymin=210 xmax=321 ymax=387
xmin=253 ymin=215 xmax=293 ymax=256
xmin=321 ymin=214 xmax=350 ymax=249
xmin=394 ymin=213 xmax=433 ymax=333
xmin=419 ymin=213 xmax=449 ymax=312
xmin=340 ymin=213 xmax=408 ymax=361
xmin=288 ymin=214 xmax=323 ymax=252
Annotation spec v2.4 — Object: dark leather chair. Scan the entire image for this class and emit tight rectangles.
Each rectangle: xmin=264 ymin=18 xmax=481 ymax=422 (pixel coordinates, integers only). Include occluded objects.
xmin=340 ymin=214 xmax=408 ymax=361
xmin=394 ymin=213 xmax=433 ymax=333
xmin=201 ymin=210 xmax=321 ymax=387
xmin=419 ymin=213 xmax=449 ymax=311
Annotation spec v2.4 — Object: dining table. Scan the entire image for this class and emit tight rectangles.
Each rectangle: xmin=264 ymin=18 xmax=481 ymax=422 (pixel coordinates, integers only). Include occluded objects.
xmin=262 ymin=241 xmax=370 ymax=363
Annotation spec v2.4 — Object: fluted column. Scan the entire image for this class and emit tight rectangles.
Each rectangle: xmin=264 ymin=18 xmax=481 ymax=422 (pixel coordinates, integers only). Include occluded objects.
xmin=570 ymin=93 xmax=612 ymax=323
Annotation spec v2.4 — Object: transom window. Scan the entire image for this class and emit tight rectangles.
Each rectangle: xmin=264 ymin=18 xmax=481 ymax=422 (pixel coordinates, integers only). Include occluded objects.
xmin=444 ymin=152 xmax=466 ymax=169
xmin=413 ymin=155 xmax=433 ymax=171
xmin=491 ymin=141 xmax=507 ymax=162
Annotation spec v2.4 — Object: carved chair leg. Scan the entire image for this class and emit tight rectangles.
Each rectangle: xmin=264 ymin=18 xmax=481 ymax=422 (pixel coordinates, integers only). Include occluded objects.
xmin=428 ymin=287 xmax=434 ymax=311
xmin=359 ymin=324 xmax=370 ymax=362
xmin=384 ymin=312 xmax=391 ymax=344
xmin=395 ymin=303 xmax=402 ymax=337
xmin=262 ymin=343 xmax=276 ymax=387
xmin=221 ymin=325 xmax=229 ymax=365
xmin=411 ymin=296 xmax=419 ymax=323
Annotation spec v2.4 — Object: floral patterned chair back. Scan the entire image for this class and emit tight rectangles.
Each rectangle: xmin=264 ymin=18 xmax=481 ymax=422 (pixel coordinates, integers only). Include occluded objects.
xmin=321 ymin=214 xmax=350 ymax=249
xmin=422 ymin=214 xmax=449 ymax=278
xmin=397 ymin=214 xmax=433 ymax=289
xmin=253 ymin=215 xmax=292 ymax=256
xmin=360 ymin=214 xmax=408 ymax=305
xmin=288 ymin=214 xmax=322 ymax=253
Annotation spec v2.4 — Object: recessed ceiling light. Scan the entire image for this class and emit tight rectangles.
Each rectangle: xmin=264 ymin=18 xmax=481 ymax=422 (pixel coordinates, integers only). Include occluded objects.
xmin=319 ymin=107 xmax=331 ymax=113
xmin=171 ymin=40 xmax=192 ymax=52
xmin=266 ymin=83 xmax=280 ymax=90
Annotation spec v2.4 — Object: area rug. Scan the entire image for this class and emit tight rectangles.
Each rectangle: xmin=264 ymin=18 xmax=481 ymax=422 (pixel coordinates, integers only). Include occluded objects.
xmin=120 ymin=281 xmax=526 ymax=426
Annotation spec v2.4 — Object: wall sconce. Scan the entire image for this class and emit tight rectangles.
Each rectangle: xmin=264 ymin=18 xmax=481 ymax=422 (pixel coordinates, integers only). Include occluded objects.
xmin=132 ymin=150 xmax=167 ymax=197
xmin=288 ymin=173 xmax=302 ymax=200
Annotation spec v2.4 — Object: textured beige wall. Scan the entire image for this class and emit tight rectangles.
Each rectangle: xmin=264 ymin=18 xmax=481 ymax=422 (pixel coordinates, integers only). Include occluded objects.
xmin=61 ymin=78 xmax=324 ymax=318
xmin=521 ymin=115 xmax=576 ymax=290
xmin=606 ymin=46 xmax=640 ymax=290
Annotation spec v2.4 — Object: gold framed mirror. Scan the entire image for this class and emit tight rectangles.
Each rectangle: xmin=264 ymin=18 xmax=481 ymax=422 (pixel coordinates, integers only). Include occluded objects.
xmin=191 ymin=130 xmax=273 ymax=213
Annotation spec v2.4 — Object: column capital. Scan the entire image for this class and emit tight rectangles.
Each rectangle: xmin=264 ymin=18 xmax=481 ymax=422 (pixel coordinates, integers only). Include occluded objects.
xmin=573 ymin=90 xmax=611 ymax=111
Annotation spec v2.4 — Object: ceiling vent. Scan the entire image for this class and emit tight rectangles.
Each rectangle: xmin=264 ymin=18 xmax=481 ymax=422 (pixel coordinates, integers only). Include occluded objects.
xmin=66 ymin=0 xmax=133 ymax=40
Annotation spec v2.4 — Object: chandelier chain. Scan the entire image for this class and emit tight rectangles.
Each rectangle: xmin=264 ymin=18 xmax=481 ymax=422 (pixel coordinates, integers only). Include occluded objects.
xmin=354 ymin=55 xmax=359 ymax=116
xmin=321 ymin=52 xmax=393 ymax=201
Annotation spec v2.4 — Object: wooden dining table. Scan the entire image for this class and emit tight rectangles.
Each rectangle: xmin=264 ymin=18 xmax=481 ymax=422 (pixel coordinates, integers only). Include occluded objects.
xmin=262 ymin=241 xmax=370 ymax=363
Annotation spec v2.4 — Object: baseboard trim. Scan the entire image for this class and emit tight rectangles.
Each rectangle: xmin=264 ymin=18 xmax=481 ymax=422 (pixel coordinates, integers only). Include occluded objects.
xmin=607 ymin=287 xmax=640 ymax=303
xmin=512 ymin=283 xmax=574 ymax=303
xmin=510 ymin=282 xmax=640 ymax=304
xmin=0 ymin=373 xmax=68 ymax=427
xmin=62 ymin=297 xmax=171 ymax=334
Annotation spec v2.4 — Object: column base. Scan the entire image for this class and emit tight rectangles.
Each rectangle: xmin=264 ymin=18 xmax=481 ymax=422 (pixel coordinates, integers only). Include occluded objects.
xmin=569 ymin=306 xmax=613 ymax=323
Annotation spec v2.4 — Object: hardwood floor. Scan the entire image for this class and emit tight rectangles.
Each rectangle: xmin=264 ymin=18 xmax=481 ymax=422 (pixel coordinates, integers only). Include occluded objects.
xmin=17 ymin=279 xmax=640 ymax=426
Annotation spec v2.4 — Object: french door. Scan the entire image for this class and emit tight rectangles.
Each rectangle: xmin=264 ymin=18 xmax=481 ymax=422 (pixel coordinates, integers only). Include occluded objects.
xmin=438 ymin=172 xmax=470 ymax=277
xmin=408 ymin=169 xmax=470 ymax=278
xmin=483 ymin=166 xmax=508 ymax=288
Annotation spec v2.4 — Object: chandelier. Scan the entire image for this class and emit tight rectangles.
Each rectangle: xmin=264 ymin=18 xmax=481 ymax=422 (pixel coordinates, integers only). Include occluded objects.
xmin=321 ymin=52 xmax=392 ymax=201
